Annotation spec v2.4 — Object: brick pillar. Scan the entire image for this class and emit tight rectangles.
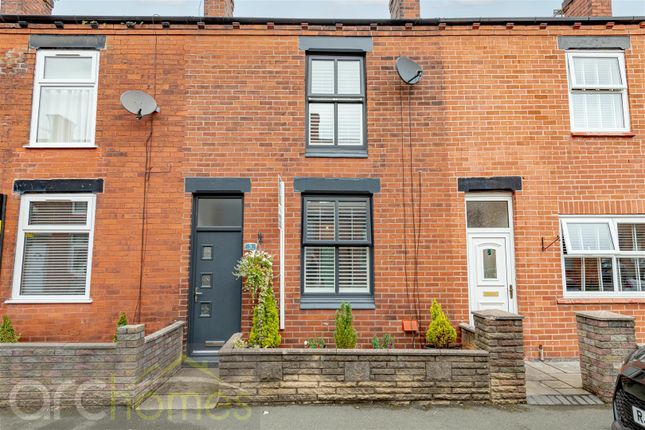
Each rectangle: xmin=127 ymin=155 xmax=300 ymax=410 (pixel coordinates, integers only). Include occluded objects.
xmin=576 ymin=311 xmax=636 ymax=403
xmin=114 ymin=324 xmax=145 ymax=406
xmin=473 ymin=310 xmax=526 ymax=404
xmin=0 ymin=0 xmax=53 ymax=15
xmin=204 ymin=0 xmax=234 ymax=17
xmin=389 ymin=0 xmax=420 ymax=20
xmin=562 ymin=0 xmax=612 ymax=16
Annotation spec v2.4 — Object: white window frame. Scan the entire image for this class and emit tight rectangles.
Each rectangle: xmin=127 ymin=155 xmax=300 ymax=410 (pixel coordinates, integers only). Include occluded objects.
xmin=28 ymin=50 xmax=100 ymax=148
xmin=8 ymin=194 xmax=96 ymax=303
xmin=565 ymin=51 xmax=630 ymax=133
xmin=560 ymin=215 xmax=645 ymax=298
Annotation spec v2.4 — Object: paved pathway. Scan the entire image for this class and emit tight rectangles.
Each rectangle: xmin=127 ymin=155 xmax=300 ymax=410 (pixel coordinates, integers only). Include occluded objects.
xmin=525 ymin=360 xmax=603 ymax=406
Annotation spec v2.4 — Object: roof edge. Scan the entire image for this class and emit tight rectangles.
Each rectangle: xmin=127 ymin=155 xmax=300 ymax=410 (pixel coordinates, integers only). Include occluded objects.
xmin=0 ymin=14 xmax=644 ymax=27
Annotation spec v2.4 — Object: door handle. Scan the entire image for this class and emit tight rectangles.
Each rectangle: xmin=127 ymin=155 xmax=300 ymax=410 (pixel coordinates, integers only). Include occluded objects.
xmin=509 ymin=284 xmax=514 ymax=299
xmin=194 ymin=287 xmax=203 ymax=303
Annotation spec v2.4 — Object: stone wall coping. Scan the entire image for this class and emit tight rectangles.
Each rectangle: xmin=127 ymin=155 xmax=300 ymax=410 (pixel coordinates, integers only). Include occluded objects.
xmin=459 ymin=323 xmax=475 ymax=333
xmin=0 ymin=342 xmax=116 ymax=350
xmin=144 ymin=321 xmax=185 ymax=343
xmin=472 ymin=309 xmax=524 ymax=320
xmin=575 ymin=310 xmax=635 ymax=321
xmin=118 ymin=324 xmax=145 ymax=334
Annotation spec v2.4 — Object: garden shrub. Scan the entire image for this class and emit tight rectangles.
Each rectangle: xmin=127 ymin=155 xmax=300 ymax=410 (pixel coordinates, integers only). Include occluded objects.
xmin=234 ymin=250 xmax=281 ymax=348
xmin=372 ymin=333 xmax=393 ymax=349
xmin=0 ymin=315 xmax=19 ymax=343
xmin=425 ymin=299 xmax=457 ymax=348
xmin=334 ymin=302 xmax=357 ymax=348
xmin=305 ymin=337 xmax=326 ymax=349
xmin=113 ymin=312 xmax=128 ymax=342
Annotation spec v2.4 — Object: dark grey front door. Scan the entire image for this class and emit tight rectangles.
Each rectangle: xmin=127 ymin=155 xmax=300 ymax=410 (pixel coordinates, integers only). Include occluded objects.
xmin=189 ymin=196 xmax=243 ymax=359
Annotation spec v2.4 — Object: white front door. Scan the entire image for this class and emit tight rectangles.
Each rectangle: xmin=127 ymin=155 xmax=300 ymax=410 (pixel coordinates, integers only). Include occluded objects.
xmin=468 ymin=234 xmax=514 ymax=314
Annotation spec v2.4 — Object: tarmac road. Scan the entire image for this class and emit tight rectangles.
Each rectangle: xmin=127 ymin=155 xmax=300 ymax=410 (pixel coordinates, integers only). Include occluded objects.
xmin=0 ymin=404 xmax=613 ymax=430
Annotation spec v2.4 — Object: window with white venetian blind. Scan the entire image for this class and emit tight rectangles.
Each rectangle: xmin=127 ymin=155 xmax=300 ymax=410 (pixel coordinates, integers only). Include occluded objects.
xmin=302 ymin=196 xmax=372 ymax=296
xmin=565 ymin=51 xmax=630 ymax=133
xmin=11 ymin=194 xmax=96 ymax=302
xmin=306 ymin=55 xmax=366 ymax=152
xmin=29 ymin=50 xmax=100 ymax=148
xmin=560 ymin=217 xmax=645 ymax=296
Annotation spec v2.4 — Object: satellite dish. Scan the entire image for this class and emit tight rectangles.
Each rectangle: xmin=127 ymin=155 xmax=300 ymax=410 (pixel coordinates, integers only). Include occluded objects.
xmin=396 ymin=56 xmax=423 ymax=85
xmin=120 ymin=90 xmax=159 ymax=120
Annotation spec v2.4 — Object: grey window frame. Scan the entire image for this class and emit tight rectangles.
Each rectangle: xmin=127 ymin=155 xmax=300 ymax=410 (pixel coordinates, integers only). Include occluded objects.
xmin=301 ymin=194 xmax=374 ymax=307
xmin=305 ymin=54 xmax=367 ymax=157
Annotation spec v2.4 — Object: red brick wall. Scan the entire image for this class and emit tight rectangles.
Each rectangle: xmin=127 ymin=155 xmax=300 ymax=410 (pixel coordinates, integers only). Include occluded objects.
xmin=389 ymin=0 xmax=420 ymax=20
xmin=204 ymin=0 xmax=234 ymax=17
xmin=562 ymin=0 xmax=612 ymax=16
xmin=0 ymin=22 xmax=644 ymax=358
xmin=0 ymin=0 xmax=53 ymax=15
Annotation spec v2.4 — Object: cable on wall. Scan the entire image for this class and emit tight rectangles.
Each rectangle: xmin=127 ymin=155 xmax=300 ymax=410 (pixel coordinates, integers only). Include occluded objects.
xmin=133 ymin=32 xmax=158 ymax=324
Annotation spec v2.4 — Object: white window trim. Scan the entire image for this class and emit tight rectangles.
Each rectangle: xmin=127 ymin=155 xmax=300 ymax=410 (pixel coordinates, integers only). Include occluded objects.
xmin=560 ymin=215 xmax=645 ymax=298
xmin=8 ymin=193 xmax=96 ymax=304
xmin=464 ymin=192 xmax=514 ymax=234
xmin=27 ymin=50 xmax=100 ymax=149
xmin=565 ymin=50 xmax=630 ymax=133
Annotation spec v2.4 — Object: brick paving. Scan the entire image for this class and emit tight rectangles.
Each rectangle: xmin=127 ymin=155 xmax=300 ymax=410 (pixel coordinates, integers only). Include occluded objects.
xmin=525 ymin=360 xmax=603 ymax=406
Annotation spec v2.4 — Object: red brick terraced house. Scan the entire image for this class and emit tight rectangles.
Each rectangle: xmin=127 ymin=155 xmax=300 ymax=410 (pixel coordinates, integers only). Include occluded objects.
xmin=0 ymin=0 xmax=643 ymax=363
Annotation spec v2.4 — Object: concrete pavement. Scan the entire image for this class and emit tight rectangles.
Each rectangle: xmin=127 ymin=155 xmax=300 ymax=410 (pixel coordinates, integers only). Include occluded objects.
xmin=0 ymin=404 xmax=613 ymax=430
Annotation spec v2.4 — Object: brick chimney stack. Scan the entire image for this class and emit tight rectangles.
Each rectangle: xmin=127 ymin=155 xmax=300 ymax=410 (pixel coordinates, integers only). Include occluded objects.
xmin=561 ymin=0 xmax=612 ymax=16
xmin=389 ymin=0 xmax=420 ymax=20
xmin=204 ymin=0 xmax=234 ymax=17
xmin=0 ymin=0 xmax=53 ymax=15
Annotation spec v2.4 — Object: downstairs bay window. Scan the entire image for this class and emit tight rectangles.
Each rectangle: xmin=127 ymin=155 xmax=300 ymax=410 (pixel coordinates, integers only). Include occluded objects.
xmin=10 ymin=194 xmax=96 ymax=303
xmin=561 ymin=217 xmax=645 ymax=297
xmin=301 ymin=195 xmax=374 ymax=309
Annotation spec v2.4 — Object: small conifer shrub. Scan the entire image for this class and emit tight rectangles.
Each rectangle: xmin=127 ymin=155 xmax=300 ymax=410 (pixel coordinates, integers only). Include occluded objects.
xmin=425 ymin=299 xmax=457 ymax=348
xmin=334 ymin=302 xmax=357 ymax=349
xmin=0 ymin=315 xmax=19 ymax=343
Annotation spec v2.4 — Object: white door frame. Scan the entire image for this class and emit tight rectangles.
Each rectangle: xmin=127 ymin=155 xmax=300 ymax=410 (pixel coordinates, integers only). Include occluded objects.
xmin=465 ymin=192 xmax=517 ymax=323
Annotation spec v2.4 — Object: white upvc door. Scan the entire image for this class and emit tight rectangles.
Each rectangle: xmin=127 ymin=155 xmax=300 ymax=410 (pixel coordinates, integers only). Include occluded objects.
xmin=467 ymin=234 xmax=515 ymax=317
xmin=465 ymin=193 xmax=517 ymax=323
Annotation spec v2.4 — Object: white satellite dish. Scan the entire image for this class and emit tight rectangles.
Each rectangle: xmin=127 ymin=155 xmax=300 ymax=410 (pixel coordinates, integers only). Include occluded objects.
xmin=396 ymin=56 xmax=424 ymax=85
xmin=120 ymin=90 xmax=159 ymax=119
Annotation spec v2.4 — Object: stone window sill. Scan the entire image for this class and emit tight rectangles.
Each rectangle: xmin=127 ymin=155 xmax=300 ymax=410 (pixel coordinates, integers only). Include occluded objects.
xmin=300 ymin=296 xmax=375 ymax=310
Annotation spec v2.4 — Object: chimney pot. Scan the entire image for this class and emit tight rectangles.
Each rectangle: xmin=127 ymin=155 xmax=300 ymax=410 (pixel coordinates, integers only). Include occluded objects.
xmin=561 ymin=0 xmax=612 ymax=16
xmin=204 ymin=0 xmax=234 ymax=17
xmin=1 ymin=0 xmax=53 ymax=15
xmin=389 ymin=0 xmax=420 ymax=20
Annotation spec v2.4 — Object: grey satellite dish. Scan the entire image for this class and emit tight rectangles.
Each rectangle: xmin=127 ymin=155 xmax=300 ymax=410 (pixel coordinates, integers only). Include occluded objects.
xmin=396 ymin=56 xmax=423 ymax=85
xmin=120 ymin=90 xmax=159 ymax=120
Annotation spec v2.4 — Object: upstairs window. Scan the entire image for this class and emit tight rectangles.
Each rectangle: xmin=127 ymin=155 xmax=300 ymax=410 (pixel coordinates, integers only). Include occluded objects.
xmin=302 ymin=196 xmax=372 ymax=298
xmin=306 ymin=55 xmax=366 ymax=155
xmin=561 ymin=217 xmax=645 ymax=296
xmin=11 ymin=194 xmax=96 ymax=303
xmin=565 ymin=52 xmax=630 ymax=133
xmin=29 ymin=50 xmax=100 ymax=148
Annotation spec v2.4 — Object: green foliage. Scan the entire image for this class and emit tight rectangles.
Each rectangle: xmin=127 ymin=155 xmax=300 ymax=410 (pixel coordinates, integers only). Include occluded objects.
xmin=233 ymin=337 xmax=248 ymax=349
xmin=234 ymin=251 xmax=281 ymax=348
xmin=305 ymin=337 xmax=326 ymax=349
xmin=113 ymin=312 xmax=128 ymax=342
xmin=425 ymin=299 xmax=457 ymax=348
xmin=371 ymin=333 xmax=394 ymax=349
xmin=0 ymin=315 xmax=19 ymax=343
xmin=334 ymin=302 xmax=357 ymax=349
xmin=430 ymin=299 xmax=443 ymax=321
xmin=233 ymin=250 xmax=273 ymax=298
xmin=248 ymin=288 xmax=281 ymax=348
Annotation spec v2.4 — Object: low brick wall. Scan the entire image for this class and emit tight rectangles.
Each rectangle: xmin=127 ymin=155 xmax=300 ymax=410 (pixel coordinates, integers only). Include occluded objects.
xmin=219 ymin=310 xmax=526 ymax=405
xmin=576 ymin=311 xmax=637 ymax=402
xmin=0 ymin=321 xmax=184 ymax=409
